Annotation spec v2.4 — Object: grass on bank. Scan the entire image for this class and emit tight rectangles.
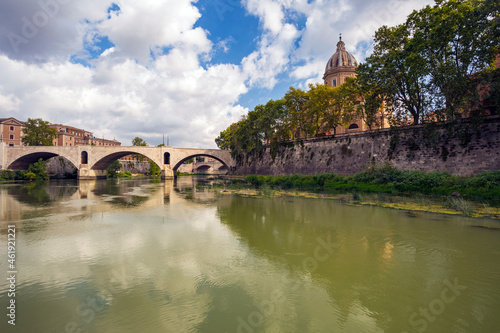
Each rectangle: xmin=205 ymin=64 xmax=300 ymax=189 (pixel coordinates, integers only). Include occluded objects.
xmin=243 ymin=164 xmax=500 ymax=201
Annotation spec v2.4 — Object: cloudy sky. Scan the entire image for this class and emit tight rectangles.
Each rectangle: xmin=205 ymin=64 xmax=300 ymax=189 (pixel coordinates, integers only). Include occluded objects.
xmin=0 ymin=0 xmax=432 ymax=148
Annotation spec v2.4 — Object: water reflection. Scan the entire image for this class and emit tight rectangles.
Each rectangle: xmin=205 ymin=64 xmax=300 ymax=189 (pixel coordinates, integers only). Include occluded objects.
xmin=216 ymin=195 xmax=500 ymax=332
xmin=0 ymin=178 xmax=499 ymax=333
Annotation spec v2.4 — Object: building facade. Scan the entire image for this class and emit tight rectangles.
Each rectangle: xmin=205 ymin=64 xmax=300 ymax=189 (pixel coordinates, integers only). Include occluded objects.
xmin=50 ymin=124 xmax=120 ymax=147
xmin=0 ymin=117 xmax=25 ymax=147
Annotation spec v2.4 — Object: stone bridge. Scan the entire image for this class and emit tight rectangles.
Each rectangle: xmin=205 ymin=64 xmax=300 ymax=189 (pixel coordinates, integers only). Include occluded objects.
xmin=0 ymin=143 xmax=234 ymax=179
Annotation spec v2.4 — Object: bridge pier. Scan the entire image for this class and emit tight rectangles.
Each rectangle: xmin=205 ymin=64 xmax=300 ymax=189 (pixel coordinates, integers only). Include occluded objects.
xmin=78 ymin=167 xmax=107 ymax=180
xmin=161 ymin=167 xmax=175 ymax=179
xmin=0 ymin=142 xmax=5 ymax=170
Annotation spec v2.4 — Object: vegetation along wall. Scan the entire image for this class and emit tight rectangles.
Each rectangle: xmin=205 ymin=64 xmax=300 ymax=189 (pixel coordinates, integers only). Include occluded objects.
xmin=233 ymin=116 xmax=500 ymax=177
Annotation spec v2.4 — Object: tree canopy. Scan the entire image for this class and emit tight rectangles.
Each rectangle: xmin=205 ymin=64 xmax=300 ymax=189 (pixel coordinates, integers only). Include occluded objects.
xmin=359 ymin=0 xmax=500 ymax=125
xmin=132 ymin=137 xmax=147 ymax=146
xmin=131 ymin=137 xmax=147 ymax=161
xmin=22 ymin=118 xmax=58 ymax=146
xmin=215 ymin=84 xmax=359 ymax=163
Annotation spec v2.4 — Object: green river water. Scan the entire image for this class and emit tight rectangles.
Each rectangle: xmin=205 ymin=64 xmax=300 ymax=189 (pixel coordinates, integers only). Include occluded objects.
xmin=0 ymin=177 xmax=499 ymax=333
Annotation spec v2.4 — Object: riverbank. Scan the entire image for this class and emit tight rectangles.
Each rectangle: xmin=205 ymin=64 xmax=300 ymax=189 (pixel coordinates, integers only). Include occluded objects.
xmin=213 ymin=188 xmax=500 ymax=220
xmin=202 ymin=166 xmax=500 ymax=219
xmin=241 ymin=165 xmax=500 ymax=200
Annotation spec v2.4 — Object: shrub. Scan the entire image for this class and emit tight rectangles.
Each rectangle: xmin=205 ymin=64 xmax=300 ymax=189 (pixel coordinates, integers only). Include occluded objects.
xmin=27 ymin=158 xmax=49 ymax=180
xmin=117 ymin=171 xmax=132 ymax=178
xmin=25 ymin=172 xmax=36 ymax=181
xmin=149 ymin=160 xmax=161 ymax=178
xmin=0 ymin=170 xmax=15 ymax=180
xmin=106 ymin=160 xmax=122 ymax=178
xmin=15 ymin=171 xmax=26 ymax=180
xmin=446 ymin=197 xmax=474 ymax=216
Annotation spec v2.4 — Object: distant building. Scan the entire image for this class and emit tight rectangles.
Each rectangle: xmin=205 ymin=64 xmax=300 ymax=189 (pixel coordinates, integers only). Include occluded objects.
xmin=0 ymin=117 xmax=25 ymax=146
xmin=50 ymin=124 xmax=121 ymax=147
xmin=0 ymin=118 xmax=121 ymax=147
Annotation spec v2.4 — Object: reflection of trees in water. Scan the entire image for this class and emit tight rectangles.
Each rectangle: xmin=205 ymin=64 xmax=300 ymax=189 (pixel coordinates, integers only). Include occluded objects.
xmin=215 ymin=196 xmax=417 ymax=331
xmin=174 ymin=176 xmax=218 ymax=203
xmin=7 ymin=182 xmax=52 ymax=206
xmin=19 ymin=217 xmax=50 ymax=234
xmin=91 ymin=178 xmax=161 ymax=208
xmin=217 ymin=195 xmax=500 ymax=332
xmin=217 ymin=196 xmax=341 ymax=261
xmin=194 ymin=276 xmax=255 ymax=332
xmin=7 ymin=180 xmax=78 ymax=207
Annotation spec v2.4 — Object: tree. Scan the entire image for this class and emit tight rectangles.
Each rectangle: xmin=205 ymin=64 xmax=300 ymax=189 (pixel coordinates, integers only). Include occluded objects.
xmin=27 ymin=158 xmax=49 ymax=180
xmin=22 ymin=118 xmax=58 ymax=146
xmin=149 ymin=160 xmax=161 ymax=178
xmin=131 ymin=137 xmax=147 ymax=161
xmin=132 ymin=137 xmax=147 ymax=146
xmin=303 ymin=84 xmax=329 ymax=136
xmin=407 ymin=0 xmax=500 ymax=119
xmin=284 ymin=87 xmax=309 ymax=139
xmin=344 ymin=76 xmax=386 ymax=130
xmin=106 ymin=160 xmax=121 ymax=178
xmin=358 ymin=23 xmax=431 ymax=125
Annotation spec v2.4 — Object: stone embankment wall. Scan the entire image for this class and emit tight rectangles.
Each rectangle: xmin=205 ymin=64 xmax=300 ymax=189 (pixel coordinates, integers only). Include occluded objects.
xmin=46 ymin=158 xmax=151 ymax=176
xmin=46 ymin=157 xmax=77 ymax=176
xmin=118 ymin=160 xmax=150 ymax=174
xmin=234 ymin=116 xmax=500 ymax=177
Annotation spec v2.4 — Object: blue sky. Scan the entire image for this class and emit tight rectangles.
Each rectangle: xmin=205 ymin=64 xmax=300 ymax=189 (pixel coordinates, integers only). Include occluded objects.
xmin=0 ymin=0 xmax=432 ymax=148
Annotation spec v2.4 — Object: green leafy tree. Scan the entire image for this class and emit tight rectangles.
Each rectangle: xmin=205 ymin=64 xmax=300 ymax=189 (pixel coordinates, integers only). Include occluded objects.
xmin=22 ymin=118 xmax=58 ymax=146
xmin=149 ymin=160 xmax=161 ymax=178
xmin=284 ymin=87 xmax=310 ymax=139
xmin=357 ymin=23 xmax=431 ymax=125
xmin=407 ymin=0 xmax=500 ymax=119
xmin=303 ymin=84 xmax=329 ymax=136
xmin=106 ymin=160 xmax=121 ymax=178
xmin=132 ymin=137 xmax=147 ymax=146
xmin=131 ymin=137 xmax=147 ymax=161
xmin=344 ymin=77 xmax=385 ymax=130
xmin=27 ymin=158 xmax=49 ymax=180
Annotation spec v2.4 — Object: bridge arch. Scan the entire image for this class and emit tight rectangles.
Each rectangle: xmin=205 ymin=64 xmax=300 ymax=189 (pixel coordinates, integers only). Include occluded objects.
xmin=195 ymin=165 xmax=212 ymax=174
xmin=7 ymin=151 xmax=79 ymax=171
xmin=172 ymin=154 xmax=230 ymax=173
xmin=90 ymin=150 xmax=162 ymax=170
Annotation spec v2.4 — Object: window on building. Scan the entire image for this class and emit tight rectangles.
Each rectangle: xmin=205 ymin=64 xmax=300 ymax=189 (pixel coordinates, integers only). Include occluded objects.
xmin=10 ymin=134 xmax=14 ymax=140
xmin=9 ymin=143 xmax=14 ymax=147
xmin=332 ymin=79 xmax=337 ymax=87
xmin=9 ymin=126 xmax=14 ymax=131
xmin=348 ymin=123 xmax=359 ymax=129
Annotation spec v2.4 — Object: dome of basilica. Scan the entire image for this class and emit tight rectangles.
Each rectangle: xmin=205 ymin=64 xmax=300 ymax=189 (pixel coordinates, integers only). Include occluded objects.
xmin=325 ymin=37 xmax=358 ymax=72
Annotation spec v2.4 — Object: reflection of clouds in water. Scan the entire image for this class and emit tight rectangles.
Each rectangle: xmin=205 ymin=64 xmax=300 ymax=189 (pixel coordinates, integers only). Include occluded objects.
xmin=59 ymin=198 xmax=99 ymax=207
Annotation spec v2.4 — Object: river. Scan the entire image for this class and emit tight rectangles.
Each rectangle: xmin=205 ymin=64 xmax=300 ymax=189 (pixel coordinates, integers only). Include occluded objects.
xmin=1 ymin=177 xmax=499 ymax=333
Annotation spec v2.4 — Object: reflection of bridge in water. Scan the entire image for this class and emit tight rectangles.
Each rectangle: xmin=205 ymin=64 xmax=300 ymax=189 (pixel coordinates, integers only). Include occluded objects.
xmin=0 ymin=143 xmax=234 ymax=179
xmin=0 ymin=177 xmax=225 ymax=223
xmin=178 ymin=158 xmax=229 ymax=175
